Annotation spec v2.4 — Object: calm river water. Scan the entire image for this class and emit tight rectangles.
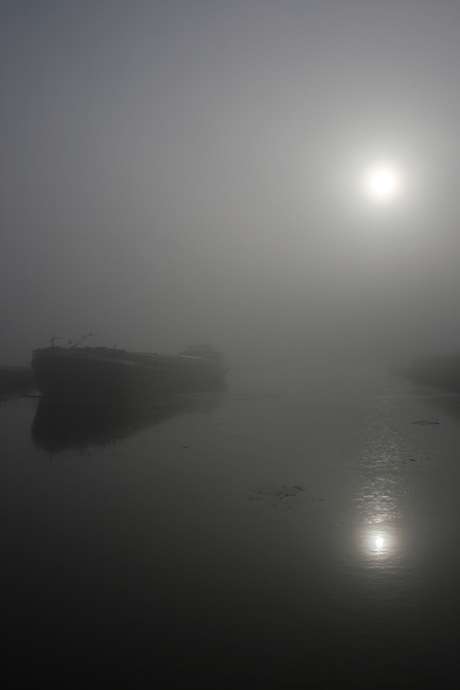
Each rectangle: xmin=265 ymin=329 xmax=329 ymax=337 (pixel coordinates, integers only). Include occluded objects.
xmin=2 ymin=367 xmax=460 ymax=688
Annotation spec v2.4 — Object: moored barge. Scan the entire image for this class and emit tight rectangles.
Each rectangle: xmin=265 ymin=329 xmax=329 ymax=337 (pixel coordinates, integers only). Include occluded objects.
xmin=31 ymin=342 xmax=227 ymax=400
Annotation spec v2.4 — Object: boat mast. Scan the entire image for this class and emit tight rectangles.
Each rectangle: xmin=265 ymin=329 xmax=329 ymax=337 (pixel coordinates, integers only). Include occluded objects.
xmin=69 ymin=332 xmax=95 ymax=349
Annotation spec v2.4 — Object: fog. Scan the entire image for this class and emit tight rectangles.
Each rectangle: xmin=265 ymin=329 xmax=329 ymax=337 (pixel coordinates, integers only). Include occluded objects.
xmin=2 ymin=0 xmax=460 ymax=374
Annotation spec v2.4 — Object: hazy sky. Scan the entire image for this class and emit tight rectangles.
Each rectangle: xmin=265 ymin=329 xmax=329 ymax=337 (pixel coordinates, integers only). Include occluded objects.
xmin=2 ymin=0 xmax=460 ymax=368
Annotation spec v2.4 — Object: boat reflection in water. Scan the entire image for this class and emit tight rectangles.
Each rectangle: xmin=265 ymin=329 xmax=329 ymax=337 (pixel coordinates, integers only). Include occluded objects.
xmin=31 ymin=390 xmax=224 ymax=453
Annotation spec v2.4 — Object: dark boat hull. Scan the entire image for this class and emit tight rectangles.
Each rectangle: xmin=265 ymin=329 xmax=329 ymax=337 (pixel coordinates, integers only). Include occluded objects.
xmin=31 ymin=347 xmax=227 ymax=400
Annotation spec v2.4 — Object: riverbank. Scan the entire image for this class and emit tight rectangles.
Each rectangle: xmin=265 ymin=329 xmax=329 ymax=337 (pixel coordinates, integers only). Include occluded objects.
xmin=392 ymin=352 xmax=460 ymax=392
xmin=0 ymin=366 xmax=37 ymax=393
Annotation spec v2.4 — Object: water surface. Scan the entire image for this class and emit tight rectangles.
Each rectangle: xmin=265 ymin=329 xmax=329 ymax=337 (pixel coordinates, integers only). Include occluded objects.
xmin=2 ymin=368 xmax=460 ymax=687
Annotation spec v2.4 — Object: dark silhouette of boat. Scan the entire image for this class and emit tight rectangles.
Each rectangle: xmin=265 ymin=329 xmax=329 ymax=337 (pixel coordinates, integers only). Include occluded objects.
xmin=31 ymin=338 xmax=228 ymax=400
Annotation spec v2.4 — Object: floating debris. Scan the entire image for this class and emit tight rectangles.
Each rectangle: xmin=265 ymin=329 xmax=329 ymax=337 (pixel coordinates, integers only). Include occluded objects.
xmin=248 ymin=484 xmax=308 ymax=508
xmin=412 ymin=420 xmax=440 ymax=425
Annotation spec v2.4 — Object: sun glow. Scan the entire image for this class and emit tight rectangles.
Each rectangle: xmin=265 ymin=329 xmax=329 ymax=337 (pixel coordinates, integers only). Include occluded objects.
xmin=363 ymin=164 xmax=401 ymax=202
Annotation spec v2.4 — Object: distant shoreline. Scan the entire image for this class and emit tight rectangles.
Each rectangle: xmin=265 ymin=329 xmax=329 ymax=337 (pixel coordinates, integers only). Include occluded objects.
xmin=391 ymin=352 xmax=460 ymax=393
xmin=3 ymin=356 xmax=460 ymax=396
xmin=0 ymin=366 xmax=37 ymax=393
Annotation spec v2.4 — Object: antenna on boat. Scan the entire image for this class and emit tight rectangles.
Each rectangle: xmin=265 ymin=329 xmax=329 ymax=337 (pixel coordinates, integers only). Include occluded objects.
xmin=69 ymin=332 xmax=95 ymax=349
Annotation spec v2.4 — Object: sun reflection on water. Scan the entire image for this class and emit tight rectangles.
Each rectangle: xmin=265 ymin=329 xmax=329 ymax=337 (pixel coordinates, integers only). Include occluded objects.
xmin=350 ymin=397 xmax=413 ymax=563
xmin=358 ymin=523 xmax=400 ymax=560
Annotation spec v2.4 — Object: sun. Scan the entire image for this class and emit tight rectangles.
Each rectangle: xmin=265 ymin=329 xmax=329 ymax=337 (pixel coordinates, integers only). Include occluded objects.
xmin=363 ymin=164 xmax=401 ymax=202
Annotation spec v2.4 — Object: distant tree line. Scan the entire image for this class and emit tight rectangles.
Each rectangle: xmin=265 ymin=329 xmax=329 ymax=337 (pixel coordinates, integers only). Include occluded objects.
xmin=403 ymin=352 xmax=460 ymax=392
xmin=0 ymin=366 xmax=36 ymax=392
